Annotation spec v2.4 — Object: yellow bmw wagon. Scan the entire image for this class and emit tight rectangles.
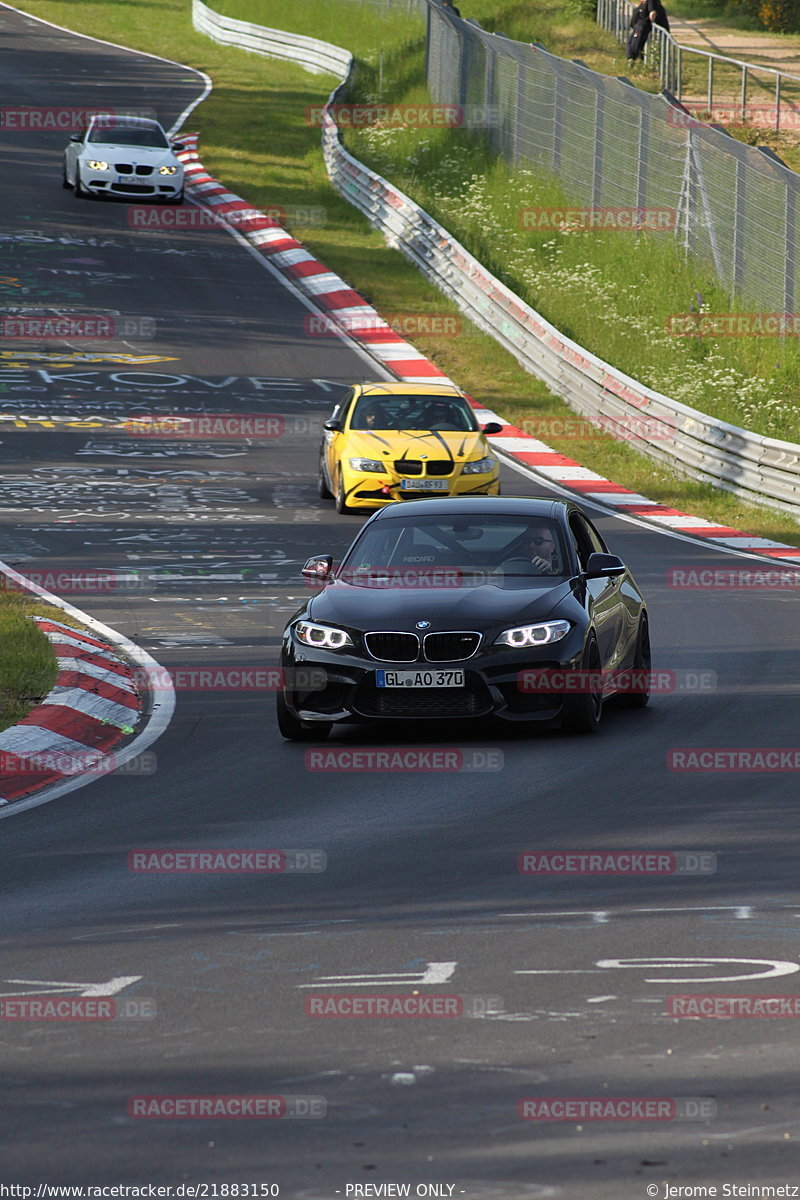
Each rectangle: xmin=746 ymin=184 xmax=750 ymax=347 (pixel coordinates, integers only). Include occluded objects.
xmin=318 ymin=382 xmax=502 ymax=513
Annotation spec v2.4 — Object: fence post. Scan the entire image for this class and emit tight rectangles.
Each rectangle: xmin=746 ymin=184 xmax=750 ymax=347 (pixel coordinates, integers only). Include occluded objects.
xmin=552 ymin=71 xmax=563 ymax=172
xmin=593 ymin=85 xmax=605 ymax=207
xmin=786 ymin=179 xmax=796 ymax=314
xmin=730 ymin=159 xmax=746 ymax=303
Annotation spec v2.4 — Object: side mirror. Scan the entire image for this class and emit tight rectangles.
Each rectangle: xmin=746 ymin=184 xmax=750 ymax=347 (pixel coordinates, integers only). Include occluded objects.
xmin=323 ymin=418 xmax=342 ymax=432
xmin=301 ymin=555 xmax=334 ymax=581
xmin=171 ymin=142 xmax=186 ymax=152
xmin=584 ymin=552 xmax=625 ymax=579
xmin=69 ymin=133 xmax=83 ymax=142
xmin=482 ymin=421 xmax=503 ymax=436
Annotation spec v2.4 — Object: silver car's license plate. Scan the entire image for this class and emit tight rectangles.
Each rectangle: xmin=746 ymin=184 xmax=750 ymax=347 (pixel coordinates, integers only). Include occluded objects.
xmin=399 ymin=479 xmax=448 ymax=491
xmin=376 ymin=669 xmax=465 ymax=688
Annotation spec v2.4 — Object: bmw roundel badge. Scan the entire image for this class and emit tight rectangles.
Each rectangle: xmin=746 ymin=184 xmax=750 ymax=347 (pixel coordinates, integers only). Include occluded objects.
xmin=415 ymin=620 xmax=431 ymax=630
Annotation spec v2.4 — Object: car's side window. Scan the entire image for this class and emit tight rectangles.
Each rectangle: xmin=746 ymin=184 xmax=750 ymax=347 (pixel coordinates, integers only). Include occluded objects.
xmin=583 ymin=517 xmax=608 ymax=555
xmin=568 ymin=513 xmax=595 ymax=570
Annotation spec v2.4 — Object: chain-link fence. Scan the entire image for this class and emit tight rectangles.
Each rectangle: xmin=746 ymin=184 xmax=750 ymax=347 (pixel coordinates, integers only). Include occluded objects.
xmin=597 ymin=0 xmax=800 ymax=130
xmin=426 ymin=0 xmax=800 ymax=312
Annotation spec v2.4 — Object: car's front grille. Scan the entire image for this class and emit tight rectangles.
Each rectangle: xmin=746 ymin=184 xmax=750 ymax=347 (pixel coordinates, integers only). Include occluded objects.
xmin=354 ymin=676 xmax=492 ymax=719
xmin=115 ymin=162 xmax=133 ymax=172
xmin=135 ymin=165 xmax=153 ymax=176
xmin=364 ymin=632 xmax=419 ymax=662
xmin=425 ymin=461 xmax=453 ymax=476
xmin=424 ymin=631 xmax=481 ymax=661
xmin=110 ymin=183 xmax=156 ymax=193
xmin=395 ymin=460 xmax=422 ymax=476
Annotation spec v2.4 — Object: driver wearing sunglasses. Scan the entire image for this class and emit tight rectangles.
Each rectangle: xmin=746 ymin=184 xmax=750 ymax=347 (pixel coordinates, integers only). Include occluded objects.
xmin=523 ymin=525 xmax=558 ymax=574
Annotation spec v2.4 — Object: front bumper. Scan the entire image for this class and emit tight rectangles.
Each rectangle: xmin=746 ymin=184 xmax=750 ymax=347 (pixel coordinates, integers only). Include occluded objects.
xmin=341 ymin=467 xmax=500 ymax=509
xmin=80 ymin=165 xmax=183 ymax=198
xmin=280 ymin=631 xmax=587 ymax=726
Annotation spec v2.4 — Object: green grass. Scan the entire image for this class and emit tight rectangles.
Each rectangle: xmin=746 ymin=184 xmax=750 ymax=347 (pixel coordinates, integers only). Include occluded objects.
xmin=12 ymin=0 xmax=800 ymax=545
xmin=0 ymin=596 xmax=59 ymax=731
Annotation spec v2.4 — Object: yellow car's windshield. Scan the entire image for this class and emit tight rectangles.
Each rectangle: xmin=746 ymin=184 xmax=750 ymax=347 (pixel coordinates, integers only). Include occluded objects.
xmin=350 ymin=395 xmax=478 ymax=432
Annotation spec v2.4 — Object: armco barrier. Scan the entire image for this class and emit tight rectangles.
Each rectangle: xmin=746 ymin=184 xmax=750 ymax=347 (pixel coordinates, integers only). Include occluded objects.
xmin=193 ymin=0 xmax=800 ymax=518
xmin=193 ymin=0 xmax=352 ymax=76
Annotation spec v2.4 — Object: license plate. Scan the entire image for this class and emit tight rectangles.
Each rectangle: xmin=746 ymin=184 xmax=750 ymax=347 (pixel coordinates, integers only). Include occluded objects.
xmin=376 ymin=669 xmax=465 ymax=688
xmin=118 ymin=174 xmax=135 ymax=182
xmin=399 ymin=479 xmax=448 ymax=491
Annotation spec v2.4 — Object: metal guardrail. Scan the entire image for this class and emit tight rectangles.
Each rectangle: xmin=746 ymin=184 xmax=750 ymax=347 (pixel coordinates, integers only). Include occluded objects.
xmin=193 ymin=0 xmax=352 ymax=75
xmin=193 ymin=0 xmax=800 ymax=517
xmin=597 ymin=0 xmax=800 ymax=131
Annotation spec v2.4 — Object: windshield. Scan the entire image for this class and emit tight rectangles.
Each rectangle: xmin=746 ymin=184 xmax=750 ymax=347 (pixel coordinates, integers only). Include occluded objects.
xmin=350 ymin=394 xmax=478 ymax=432
xmin=340 ymin=515 xmax=571 ymax=582
xmin=87 ymin=124 xmax=169 ymax=148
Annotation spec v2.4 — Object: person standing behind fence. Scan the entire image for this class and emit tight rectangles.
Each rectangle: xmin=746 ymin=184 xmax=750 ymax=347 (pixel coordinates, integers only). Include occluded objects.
xmin=627 ymin=0 xmax=670 ymax=61
xmin=441 ymin=0 xmax=462 ymax=15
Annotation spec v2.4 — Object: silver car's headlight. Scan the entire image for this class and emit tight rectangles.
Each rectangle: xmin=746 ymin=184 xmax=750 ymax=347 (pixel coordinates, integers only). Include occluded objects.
xmin=462 ymin=455 xmax=496 ymax=475
xmin=159 ymin=165 xmax=179 ymax=176
xmin=349 ymin=457 xmax=385 ymax=472
xmin=294 ymin=621 xmax=353 ymax=651
xmin=87 ymin=160 xmax=109 ymax=171
xmin=495 ymin=620 xmax=571 ymax=648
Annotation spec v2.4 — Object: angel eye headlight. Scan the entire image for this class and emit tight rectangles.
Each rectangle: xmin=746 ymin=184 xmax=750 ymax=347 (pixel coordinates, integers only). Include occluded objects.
xmin=294 ymin=621 xmax=353 ymax=651
xmin=160 ymin=165 xmax=179 ymax=175
xmin=495 ymin=620 xmax=571 ymax=648
xmin=349 ymin=458 xmax=385 ymax=472
xmin=87 ymin=160 xmax=109 ymax=171
xmin=462 ymin=456 xmax=495 ymax=475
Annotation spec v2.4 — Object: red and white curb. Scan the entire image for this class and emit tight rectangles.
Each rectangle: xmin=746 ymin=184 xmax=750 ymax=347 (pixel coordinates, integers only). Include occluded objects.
xmin=176 ymin=137 xmax=800 ymax=563
xmin=0 ymin=618 xmax=142 ymax=805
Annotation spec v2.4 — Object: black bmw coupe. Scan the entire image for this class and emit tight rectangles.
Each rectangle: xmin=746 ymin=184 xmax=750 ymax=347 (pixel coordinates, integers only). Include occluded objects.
xmin=276 ymin=497 xmax=650 ymax=739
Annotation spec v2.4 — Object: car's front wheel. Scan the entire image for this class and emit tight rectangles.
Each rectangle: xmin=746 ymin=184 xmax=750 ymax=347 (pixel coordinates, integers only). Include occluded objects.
xmin=621 ymin=613 xmax=651 ymax=708
xmin=561 ymin=635 xmax=603 ymax=734
xmin=318 ymin=457 xmax=332 ymax=500
xmin=276 ymin=692 xmax=331 ymax=742
xmin=62 ymin=160 xmax=71 ymax=189
xmin=73 ymin=165 xmax=87 ymax=198
xmin=334 ymin=467 xmax=352 ymax=515
xmin=164 ymin=188 xmax=184 ymax=205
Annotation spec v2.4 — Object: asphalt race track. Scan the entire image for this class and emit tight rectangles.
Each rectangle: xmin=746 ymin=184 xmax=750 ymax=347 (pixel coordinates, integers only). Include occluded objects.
xmin=3 ymin=6 xmax=800 ymax=1197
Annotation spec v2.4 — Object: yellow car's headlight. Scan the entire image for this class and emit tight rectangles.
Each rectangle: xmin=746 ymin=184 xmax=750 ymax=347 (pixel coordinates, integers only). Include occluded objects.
xmin=463 ymin=456 xmax=496 ymax=475
xmin=349 ymin=457 xmax=385 ymax=472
